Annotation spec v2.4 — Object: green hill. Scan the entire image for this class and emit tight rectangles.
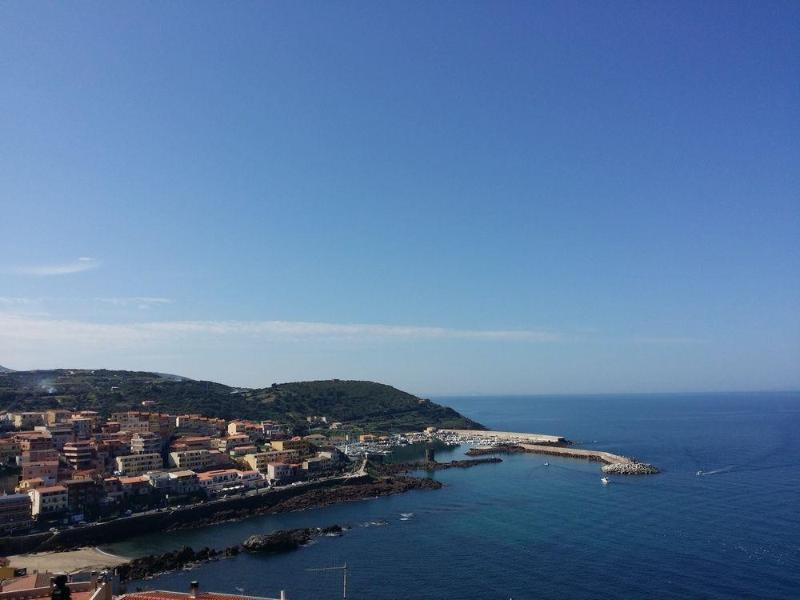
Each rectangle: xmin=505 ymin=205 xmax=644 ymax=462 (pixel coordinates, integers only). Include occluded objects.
xmin=0 ymin=369 xmax=483 ymax=433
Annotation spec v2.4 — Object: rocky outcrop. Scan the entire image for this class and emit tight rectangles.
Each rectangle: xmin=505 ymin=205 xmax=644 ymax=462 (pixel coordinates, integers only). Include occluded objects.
xmin=116 ymin=545 xmax=241 ymax=581
xmin=465 ymin=444 xmax=526 ymax=456
xmin=242 ymin=525 xmax=343 ymax=553
xmin=117 ymin=525 xmax=346 ymax=581
xmin=377 ymin=457 xmax=502 ymax=475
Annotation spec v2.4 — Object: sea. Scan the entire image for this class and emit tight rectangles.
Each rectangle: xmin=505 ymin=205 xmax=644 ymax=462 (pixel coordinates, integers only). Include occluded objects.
xmin=106 ymin=392 xmax=800 ymax=600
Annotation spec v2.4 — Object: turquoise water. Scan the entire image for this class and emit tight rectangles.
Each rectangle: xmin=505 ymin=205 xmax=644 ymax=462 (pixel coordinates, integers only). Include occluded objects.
xmin=108 ymin=393 xmax=800 ymax=599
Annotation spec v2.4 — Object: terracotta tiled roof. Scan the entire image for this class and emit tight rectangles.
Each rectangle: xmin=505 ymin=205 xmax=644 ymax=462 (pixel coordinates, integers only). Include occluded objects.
xmin=121 ymin=591 xmax=280 ymax=600
xmin=34 ymin=485 xmax=67 ymax=493
xmin=1 ymin=572 xmax=52 ymax=591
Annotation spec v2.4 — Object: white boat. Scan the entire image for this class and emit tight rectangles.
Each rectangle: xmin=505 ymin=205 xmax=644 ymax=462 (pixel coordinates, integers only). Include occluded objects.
xmin=696 ymin=470 xmax=703 ymax=476
xmin=601 ymin=477 xmax=610 ymax=485
xmin=543 ymin=461 xmax=549 ymax=467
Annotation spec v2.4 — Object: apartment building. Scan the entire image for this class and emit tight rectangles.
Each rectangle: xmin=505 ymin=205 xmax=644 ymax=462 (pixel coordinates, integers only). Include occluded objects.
xmin=175 ymin=414 xmax=227 ymax=436
xmin=269 ymin=439 xmax=312 ymax=456
xmin=242 ymin=450 xmax=300 ymax=472
xmin=0 ymin=493 xmax=33 ymax=534
xmin=21 ymin=461 xmax=58 ymax=485
xmin=116 ymin=453 xmax=163 ymax=475
xmin=168 ymin=449 xmax=212 ymax=471
xmin=29 ymin=485 xmax=68 ymax=517
xmin=266 ymin=463 xmax=296 ymax=483
xmin=63 ymin=440 xmax=95 ymax=470
xmin=131 ymin=432 xmax=162 ymax=455
xmin=12 ymin=412 xmax=45 ymax=430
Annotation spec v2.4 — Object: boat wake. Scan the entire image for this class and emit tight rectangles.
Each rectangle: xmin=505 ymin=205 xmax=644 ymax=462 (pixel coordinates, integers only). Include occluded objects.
xmin=360 ymin=519 xmax=389 ymax=527
xmin=696 ymin=465 xmax=735 ymax=476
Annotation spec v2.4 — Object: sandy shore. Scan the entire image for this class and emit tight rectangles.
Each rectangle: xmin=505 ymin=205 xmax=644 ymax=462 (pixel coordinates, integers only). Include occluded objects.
xmin=9 ymin=547 xmax=130 ymax=573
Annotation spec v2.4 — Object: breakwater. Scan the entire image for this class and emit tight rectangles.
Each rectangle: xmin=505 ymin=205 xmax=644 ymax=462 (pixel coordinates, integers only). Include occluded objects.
xmin=459 ymin=432 xmax=659 ymax=474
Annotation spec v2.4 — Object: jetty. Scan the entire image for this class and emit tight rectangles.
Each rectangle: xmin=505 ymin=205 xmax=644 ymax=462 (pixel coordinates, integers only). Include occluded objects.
xmin=448 ymin=429 xmax=659 ymax=475
xmin=517 ymin=444 xmax=659 ymax=474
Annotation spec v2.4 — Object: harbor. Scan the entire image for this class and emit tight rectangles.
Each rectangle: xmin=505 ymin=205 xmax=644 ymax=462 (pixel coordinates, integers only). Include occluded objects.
xmin=447 ymin=429 xmax=660 ymax=474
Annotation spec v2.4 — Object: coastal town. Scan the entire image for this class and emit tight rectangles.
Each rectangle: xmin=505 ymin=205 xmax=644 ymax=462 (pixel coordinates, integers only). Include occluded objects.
xmin=0 ymin=407 xmax=384 ymax=536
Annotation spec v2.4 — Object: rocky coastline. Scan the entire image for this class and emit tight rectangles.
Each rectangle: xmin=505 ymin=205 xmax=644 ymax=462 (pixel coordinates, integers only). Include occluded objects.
xmin=376 ymin=457 xmax=503 ymax=475
xmin=465 ymin=444 xmax=530 ymax=456
xmin=116 ymin=525 xmax=345 ymax=582
xmin=165 ymin=476 xmax=442 ymax=531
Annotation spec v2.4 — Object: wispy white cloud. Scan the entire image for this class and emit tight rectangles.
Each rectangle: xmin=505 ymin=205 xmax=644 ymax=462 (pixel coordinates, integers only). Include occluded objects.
xmin=0 ymin=312 xmax=562 ymax=345
xmin=9 ymin=257 xmax=100 ymax=276
xmin=631 ymin=336 xmax=709 ymax=345
xmin=96 ymin=297 xmax=173 ymax=310
xmin=0 ymin=297 xmax=42 ymax=306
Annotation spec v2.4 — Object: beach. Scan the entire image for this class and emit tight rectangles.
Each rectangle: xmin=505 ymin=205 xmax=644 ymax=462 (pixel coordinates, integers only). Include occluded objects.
xmin=9 ymin=547 xmax=129 ymax=574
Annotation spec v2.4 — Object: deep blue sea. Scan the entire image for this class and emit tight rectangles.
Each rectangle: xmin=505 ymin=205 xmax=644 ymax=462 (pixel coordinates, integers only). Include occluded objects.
xmin=107 ymin=393 xmax=800 ymax=599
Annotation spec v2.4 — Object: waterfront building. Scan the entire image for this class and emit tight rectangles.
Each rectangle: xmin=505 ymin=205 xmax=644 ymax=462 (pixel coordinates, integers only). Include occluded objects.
xmin=302 ymin=455 xmax=332 ymax=473
xmin=28 ymin=485 xmax=68 ymax=517
xmin=197 ymin=469 xmax=239 ymax=495
xmin=144 ymin=470 xmax=200 ymax=497
xmin=116 ymin=453 xmax=163 ymax=475
xmin=242 ymin=450 xmax=300 ymax=473
xmin=62 ymin=478 xmax=104 ymax=518
xmin=169 ymin=449 xmax=212 ymax=471
xmin=131 ymin=432 xmax=162 ymax=455
xmin=0 ymin=493 xmax=33 ymax=534
xmin=119 ymin=475 xmax=153 ymax=500
xmin=266 ymin=462 xmax=296 ymax=483
xmin=168 ymin=470 xmax=201 ymax=495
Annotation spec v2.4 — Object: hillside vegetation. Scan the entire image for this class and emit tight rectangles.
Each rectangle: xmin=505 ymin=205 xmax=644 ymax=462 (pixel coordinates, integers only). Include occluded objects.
xmin=0 ymin=369 xmax=483 ymax=432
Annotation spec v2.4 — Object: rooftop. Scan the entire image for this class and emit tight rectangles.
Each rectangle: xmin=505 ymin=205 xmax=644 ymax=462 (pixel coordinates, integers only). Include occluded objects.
xmin=120 ymin=590 xmax=283 ymax=600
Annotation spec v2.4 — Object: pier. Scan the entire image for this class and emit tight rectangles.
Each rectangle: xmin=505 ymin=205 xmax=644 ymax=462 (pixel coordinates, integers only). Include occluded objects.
xmin=449 ymin=430 xmax=659 ymax=474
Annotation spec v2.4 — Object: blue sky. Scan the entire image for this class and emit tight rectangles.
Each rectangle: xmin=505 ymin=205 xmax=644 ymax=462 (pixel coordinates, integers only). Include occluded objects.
xmin=1 ymin=2 xmax=798 ymax=394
